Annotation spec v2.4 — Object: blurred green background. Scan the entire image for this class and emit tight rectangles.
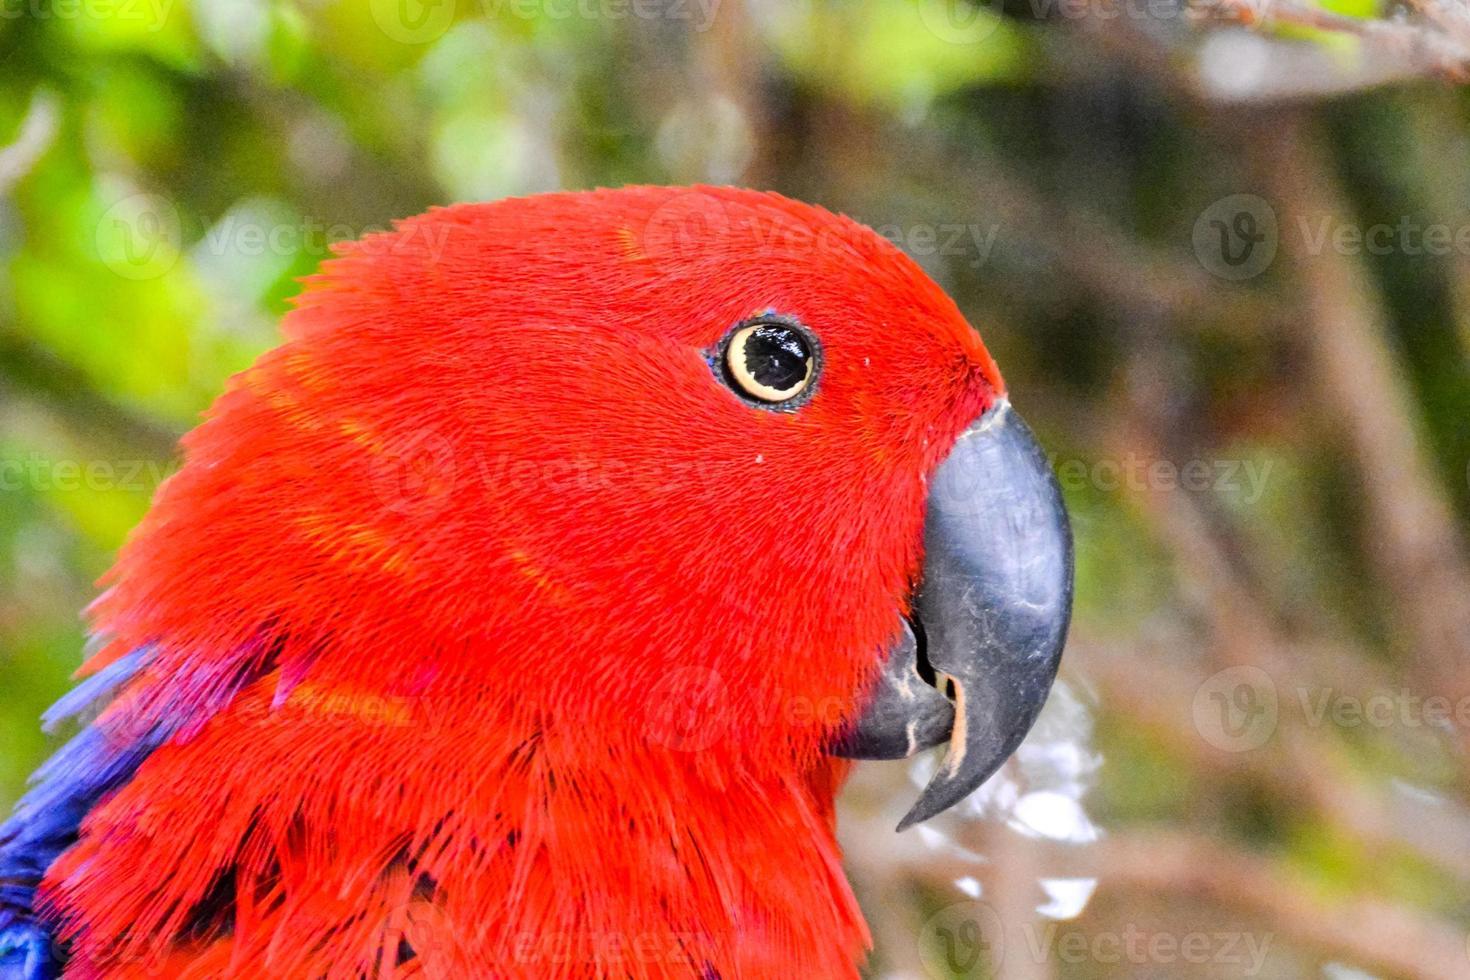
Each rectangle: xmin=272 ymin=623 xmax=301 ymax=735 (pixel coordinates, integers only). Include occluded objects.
xmin=4 ymin=1 xmax=1470 ymax=977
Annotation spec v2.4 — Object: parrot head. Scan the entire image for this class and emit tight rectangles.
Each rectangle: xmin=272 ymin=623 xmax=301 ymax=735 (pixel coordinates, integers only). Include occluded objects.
xmin=14 ymin=185 xmax=1071 ymax=976
xmin=95 ymin=184 xmax=1070 ymax=825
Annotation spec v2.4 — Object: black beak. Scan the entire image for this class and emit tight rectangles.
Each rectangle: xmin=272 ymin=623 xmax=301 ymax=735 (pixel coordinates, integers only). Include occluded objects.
xmin=833 ymin=400 xmax=1074 ymax=830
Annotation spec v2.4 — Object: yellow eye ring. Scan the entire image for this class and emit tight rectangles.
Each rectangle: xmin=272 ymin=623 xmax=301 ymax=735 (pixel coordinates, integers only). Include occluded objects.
xmin=722 ymin=320 xmax=819 ymax=406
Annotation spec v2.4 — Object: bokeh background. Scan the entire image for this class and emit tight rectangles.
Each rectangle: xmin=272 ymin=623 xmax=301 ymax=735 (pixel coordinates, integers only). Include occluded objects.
xmin=4 ymin=1 xmax=1470 ymax=977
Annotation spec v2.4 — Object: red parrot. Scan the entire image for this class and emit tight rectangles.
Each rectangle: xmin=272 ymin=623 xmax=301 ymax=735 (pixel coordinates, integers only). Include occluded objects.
xmin=0 ymin=186 xmax=1071 ymax=979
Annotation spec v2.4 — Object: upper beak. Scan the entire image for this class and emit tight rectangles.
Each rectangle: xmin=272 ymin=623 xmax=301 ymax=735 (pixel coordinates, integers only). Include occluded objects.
xmin=833 ymin=399 xmax=1074 ymax=831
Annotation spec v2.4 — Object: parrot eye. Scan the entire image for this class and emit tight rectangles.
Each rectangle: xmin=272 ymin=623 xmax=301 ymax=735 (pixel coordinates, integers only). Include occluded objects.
xmin=719 ymin=318 xmax=820 ymax=408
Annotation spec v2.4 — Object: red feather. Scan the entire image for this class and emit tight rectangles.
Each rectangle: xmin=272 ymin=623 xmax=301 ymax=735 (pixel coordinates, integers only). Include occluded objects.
xmin=44 ymin=186 xmax=1000 ymax=978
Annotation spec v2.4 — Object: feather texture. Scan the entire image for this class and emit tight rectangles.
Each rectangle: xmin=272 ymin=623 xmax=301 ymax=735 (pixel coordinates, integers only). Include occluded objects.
xmin=3 ymin=187 xmax=1000 ymax=978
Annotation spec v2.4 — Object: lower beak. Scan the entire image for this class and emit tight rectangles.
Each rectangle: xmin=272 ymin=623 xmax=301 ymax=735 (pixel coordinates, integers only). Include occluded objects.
xmin=833 ymin=399 xmax=1074 ymax=831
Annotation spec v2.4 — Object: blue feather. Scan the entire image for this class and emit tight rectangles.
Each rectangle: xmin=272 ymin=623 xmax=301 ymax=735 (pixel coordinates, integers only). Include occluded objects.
xmin=39 ymin=649 xmax=149 ymax=734
xmin=0 ymin=922 xmax=57 ymax=980
xmin=0 ymin=648 xmax=158 ymax=978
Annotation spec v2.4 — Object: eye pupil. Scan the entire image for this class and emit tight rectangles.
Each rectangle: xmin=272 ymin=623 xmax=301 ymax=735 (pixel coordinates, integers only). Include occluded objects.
xmin=720 ymin=316 xmax=820 ymax=408
xmin=743 ymin=325 xmax=810 ymax=392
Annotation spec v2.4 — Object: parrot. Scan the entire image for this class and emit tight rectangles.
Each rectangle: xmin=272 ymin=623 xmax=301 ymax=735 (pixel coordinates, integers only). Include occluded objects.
xmin=0 ymin=186 xmax=1072 ymax=979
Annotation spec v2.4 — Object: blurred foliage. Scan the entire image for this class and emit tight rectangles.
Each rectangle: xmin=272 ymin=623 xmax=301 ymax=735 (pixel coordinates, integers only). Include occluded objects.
xmin=3 ymin=1 xmax=1470 ymax=977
